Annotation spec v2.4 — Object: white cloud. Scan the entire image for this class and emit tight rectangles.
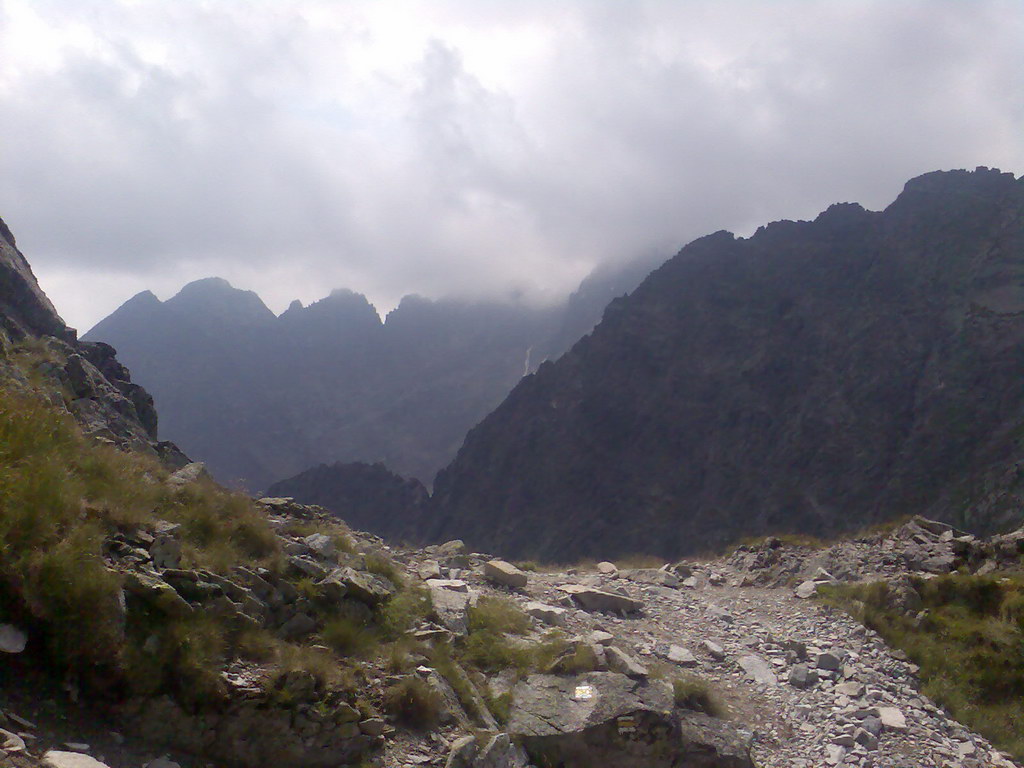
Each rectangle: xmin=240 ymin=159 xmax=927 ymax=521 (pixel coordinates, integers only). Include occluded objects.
xmin=1 ymin=0 xmax=1021 ymax=330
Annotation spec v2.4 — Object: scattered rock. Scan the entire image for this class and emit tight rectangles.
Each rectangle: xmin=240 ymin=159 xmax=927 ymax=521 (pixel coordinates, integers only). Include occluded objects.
xmin=596 ymin=561 xmax=618 ymax=575
xmin=604 ymin=646 xmax=648 ymax=678
xmin=787 ymin=664 xmax=818 ymax=689
xmin=794 ymin=581 xmax=817 ymax=599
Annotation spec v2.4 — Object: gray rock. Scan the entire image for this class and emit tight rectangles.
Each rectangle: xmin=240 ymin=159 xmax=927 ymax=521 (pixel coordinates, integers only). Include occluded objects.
xmin=444 ymin=735 xmax=478 ymax=768
xmin=702 ymin=640 xmax=726 ymax=661
xmin=666 ymin=645 xmax=698 ymax=667
xmin=558 ymin=584 xmax=643 ymax=614
xmin=508 ymin=673 xmax=753 ymax=767
xmin=167 ymin=462 xmax=208 ymax=487
xmin=475 ymin=732 xmax=530 ymax=768
xmin=417 ymin=560 xmax=442 ymax=580
xmin=42 ymin=752 xmax=112 ymax=768
xmin=794 ymin=581 xmax=817 ymax=599
xmin=302 ymin=533 xmax=336 ymax=559
xmin=483 ymin=559 xmax=529 ymax=589
xmin=853 ymin=727 xmax=878 ymax=750
xmin=877 ymin=706 xmax=907 ymax=730
xmin=596 ymin=561 xmax=618 ymax=575
xmin=816 ymin=651 xmax=843 ymax=671
xmin=736 ymin=655 xmax=776 ymax=685
xmin=428 ymin=580 xmax=474 ymax=634
xmin=278 ymin=612 xmax=317 ymax=640
xmin=123 ymin=571 xmax=193 ymax=617
xmin=322 ymin=567 xmax=396 ymax=606
xmin=436 ymin=539 xmax=467 ymax=557
xmin=525 ymin=601 xmax=567 ymax=626
xmin=787 ymin=664 xmax=818 ymax=689
xmin=0 ymin=623 xmax=27 ymax=653
xmin=149 ymin=534 xmax=182 ymax=570
xmin=621 ymin=569 xmax=680 ymax=588
xmin=589 ymin=630 xmax=615 ymax=646
xmin=604 ymin=646 xmax=649 ymax=678
xmin=0 ymin=728 xmax=27 ymax=753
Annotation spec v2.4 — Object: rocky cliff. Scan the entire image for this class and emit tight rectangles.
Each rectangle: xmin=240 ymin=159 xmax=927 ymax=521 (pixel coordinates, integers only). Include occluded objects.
xmin=430 ymin=167 xmax=1024 ymax=561
xmin=0 ymin=216 xmax=184 ymax=465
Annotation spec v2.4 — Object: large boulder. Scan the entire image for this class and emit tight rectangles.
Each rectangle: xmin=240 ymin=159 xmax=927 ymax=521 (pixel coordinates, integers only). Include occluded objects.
xmin=507 ymin=673 xmax=753 ymax=768
xmin=483 ymin=560 xmax=528 ymax=589
xmin=427 ymin=579 xmax=474 ymax=634
xmin=321 ymin=567 xmax=396 ymax=606
xmin=557 ymin=584 xmax=643 ymax=614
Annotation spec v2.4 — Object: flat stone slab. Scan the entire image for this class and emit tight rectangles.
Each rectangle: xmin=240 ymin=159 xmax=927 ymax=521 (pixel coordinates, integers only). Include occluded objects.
xmin=557 ymin=584 xmax=643 ymax=614
xmin=483 ymin=559 xmax=528 ymax=589
xmin=737 ymin=655 xmax=777 ymax=685
xmin=42 ymin=752 xmax=113 ymax=768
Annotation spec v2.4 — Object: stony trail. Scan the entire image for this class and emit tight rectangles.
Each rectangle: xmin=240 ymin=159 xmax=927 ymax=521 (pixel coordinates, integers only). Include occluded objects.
xmin=388 ymin=515 xmax=1024 ymax=768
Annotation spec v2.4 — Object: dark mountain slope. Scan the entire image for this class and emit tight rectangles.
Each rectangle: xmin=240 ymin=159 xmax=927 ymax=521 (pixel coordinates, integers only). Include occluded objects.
xmin=429 ymin=167 xmax=1024 ymax=561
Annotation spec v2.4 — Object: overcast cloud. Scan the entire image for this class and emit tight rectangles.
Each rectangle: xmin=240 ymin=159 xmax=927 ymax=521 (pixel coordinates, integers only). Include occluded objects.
xmin=1 ymin=0 xmax=1022 ymax=330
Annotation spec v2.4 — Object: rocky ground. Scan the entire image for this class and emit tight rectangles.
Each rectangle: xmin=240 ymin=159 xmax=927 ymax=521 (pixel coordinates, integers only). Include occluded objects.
xmin=2 ymin=503 xmax=1022 ymax=768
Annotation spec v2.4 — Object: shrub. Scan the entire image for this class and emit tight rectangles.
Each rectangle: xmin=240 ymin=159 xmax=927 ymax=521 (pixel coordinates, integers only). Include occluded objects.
xmin=467 ymin=596 xmax=531 ymax=636
xmin=382 ymin=676 xmax=443 ymax=728
xmin=672 ymin=675 xmax=725 ymax=717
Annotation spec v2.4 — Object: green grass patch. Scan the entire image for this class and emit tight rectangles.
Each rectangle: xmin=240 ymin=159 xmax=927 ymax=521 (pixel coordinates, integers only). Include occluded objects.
xmin=819 ymin=573 xmax=1024 ymax=760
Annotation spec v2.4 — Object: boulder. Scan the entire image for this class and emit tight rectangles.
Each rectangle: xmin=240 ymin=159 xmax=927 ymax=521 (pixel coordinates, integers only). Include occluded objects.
xmin=507 ymin=673 xmax=753 ymax=768
xmin=596 ymin=561 xmax=618 ymax=575
xmin=787 ymin=664 xmax=818 ymax=689
xmin=417 ymin=560 xmax=442 ymax=580
xmin=475 ymin=732 xmax=530 ymax=768
xmin=0 ymin=729 xmax=27 ymax=753
xmin=167 ymin=462 xmax=208 ymax=487
xmin=794 ymin=581 xmax=817 ymax=599
xmin=736 ymin=655 xmax=776 ymax=686
xmin=444 ymin=735 xmax=478 ymax=768
xmin=557 ymin=584 xmax=643 ymax=614
xmin=302 ymin=533 xmax=337 ymax=559
xmin=877 ymin=706 xmax=907 ymax=731
xmin=604 ymin=646 xmax=648 ymax=678
xmin=149 ymin=534 xmax=182 ymax=570
xmin=428 ymin=580 xmax=474 ymax=635
xmin=42 ymin=753 xmax=112 ymax=768
xmin=620 ymin=569 xmax=680 ymax=588
xmin=321 ymin=567 xmax=396 ymax=606
xmin=666 ymin=645 xmax=698 ymax=667
xmin=524 ymin=601 xmax=567 ymax=626
xmin=702 ymin=640 xmax=726 ymax=661
xmin=483 ymin=560 xmax=529 ymax=589
xmin=0 ymin=623 xmax=27 ymax=653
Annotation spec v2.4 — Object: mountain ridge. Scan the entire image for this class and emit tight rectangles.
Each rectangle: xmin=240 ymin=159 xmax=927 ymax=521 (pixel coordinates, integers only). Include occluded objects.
xmin=427 ymin=166 xmax=1024 ymax=561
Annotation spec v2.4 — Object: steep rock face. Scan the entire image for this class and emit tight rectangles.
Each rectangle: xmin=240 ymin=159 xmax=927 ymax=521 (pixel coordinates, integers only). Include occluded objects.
xmin=265 ymin=461 xmax=428 ymax=541
xmin=0 ymin=216 xmax=184 ymax=464
xmin=430 ymin=168 xmax=1024 ymax=561
xmin=0 ymin=216 xmax=72 ymax=341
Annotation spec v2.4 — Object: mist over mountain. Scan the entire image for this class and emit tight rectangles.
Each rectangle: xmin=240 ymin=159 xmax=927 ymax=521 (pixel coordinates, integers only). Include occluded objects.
xmin=428 ymin=167 xmax=1024 ymax=561
xmin=84 ymin=257 xmax=657 ymax=491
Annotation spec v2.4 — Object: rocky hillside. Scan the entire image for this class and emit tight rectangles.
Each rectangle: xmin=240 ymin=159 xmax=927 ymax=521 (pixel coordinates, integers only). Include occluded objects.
xmin=430 ymin=167 xmax=1024 ymax=561
xmin=84 ymin=258 xmax=658 ymax=493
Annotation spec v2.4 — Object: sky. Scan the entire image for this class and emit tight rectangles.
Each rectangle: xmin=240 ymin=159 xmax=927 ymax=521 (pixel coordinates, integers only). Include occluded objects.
xmin=1 ymin=0 xmax=1022 ymax=332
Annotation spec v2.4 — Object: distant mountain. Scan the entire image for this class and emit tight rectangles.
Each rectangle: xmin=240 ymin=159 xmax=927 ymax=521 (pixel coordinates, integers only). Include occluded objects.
xmin=428 ymin=167 xmax=1024 ymax=561
xmin=84 ymin=257 xmax=658 ymax=491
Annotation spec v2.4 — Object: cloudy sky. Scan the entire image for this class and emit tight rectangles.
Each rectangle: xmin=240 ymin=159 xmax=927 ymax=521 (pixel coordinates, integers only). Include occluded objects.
xmin=1 ymin=0 xmax=1022 ymax=331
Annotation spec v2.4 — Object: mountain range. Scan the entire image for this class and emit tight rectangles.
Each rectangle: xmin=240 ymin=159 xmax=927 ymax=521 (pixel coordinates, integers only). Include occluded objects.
xmin=84 ymin=256 xmax=658 ymax=492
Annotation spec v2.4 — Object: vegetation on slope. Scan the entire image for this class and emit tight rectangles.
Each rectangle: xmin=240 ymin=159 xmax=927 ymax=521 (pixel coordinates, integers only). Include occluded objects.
xmin=820 ymin=573 xmax=1024 ymax=759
